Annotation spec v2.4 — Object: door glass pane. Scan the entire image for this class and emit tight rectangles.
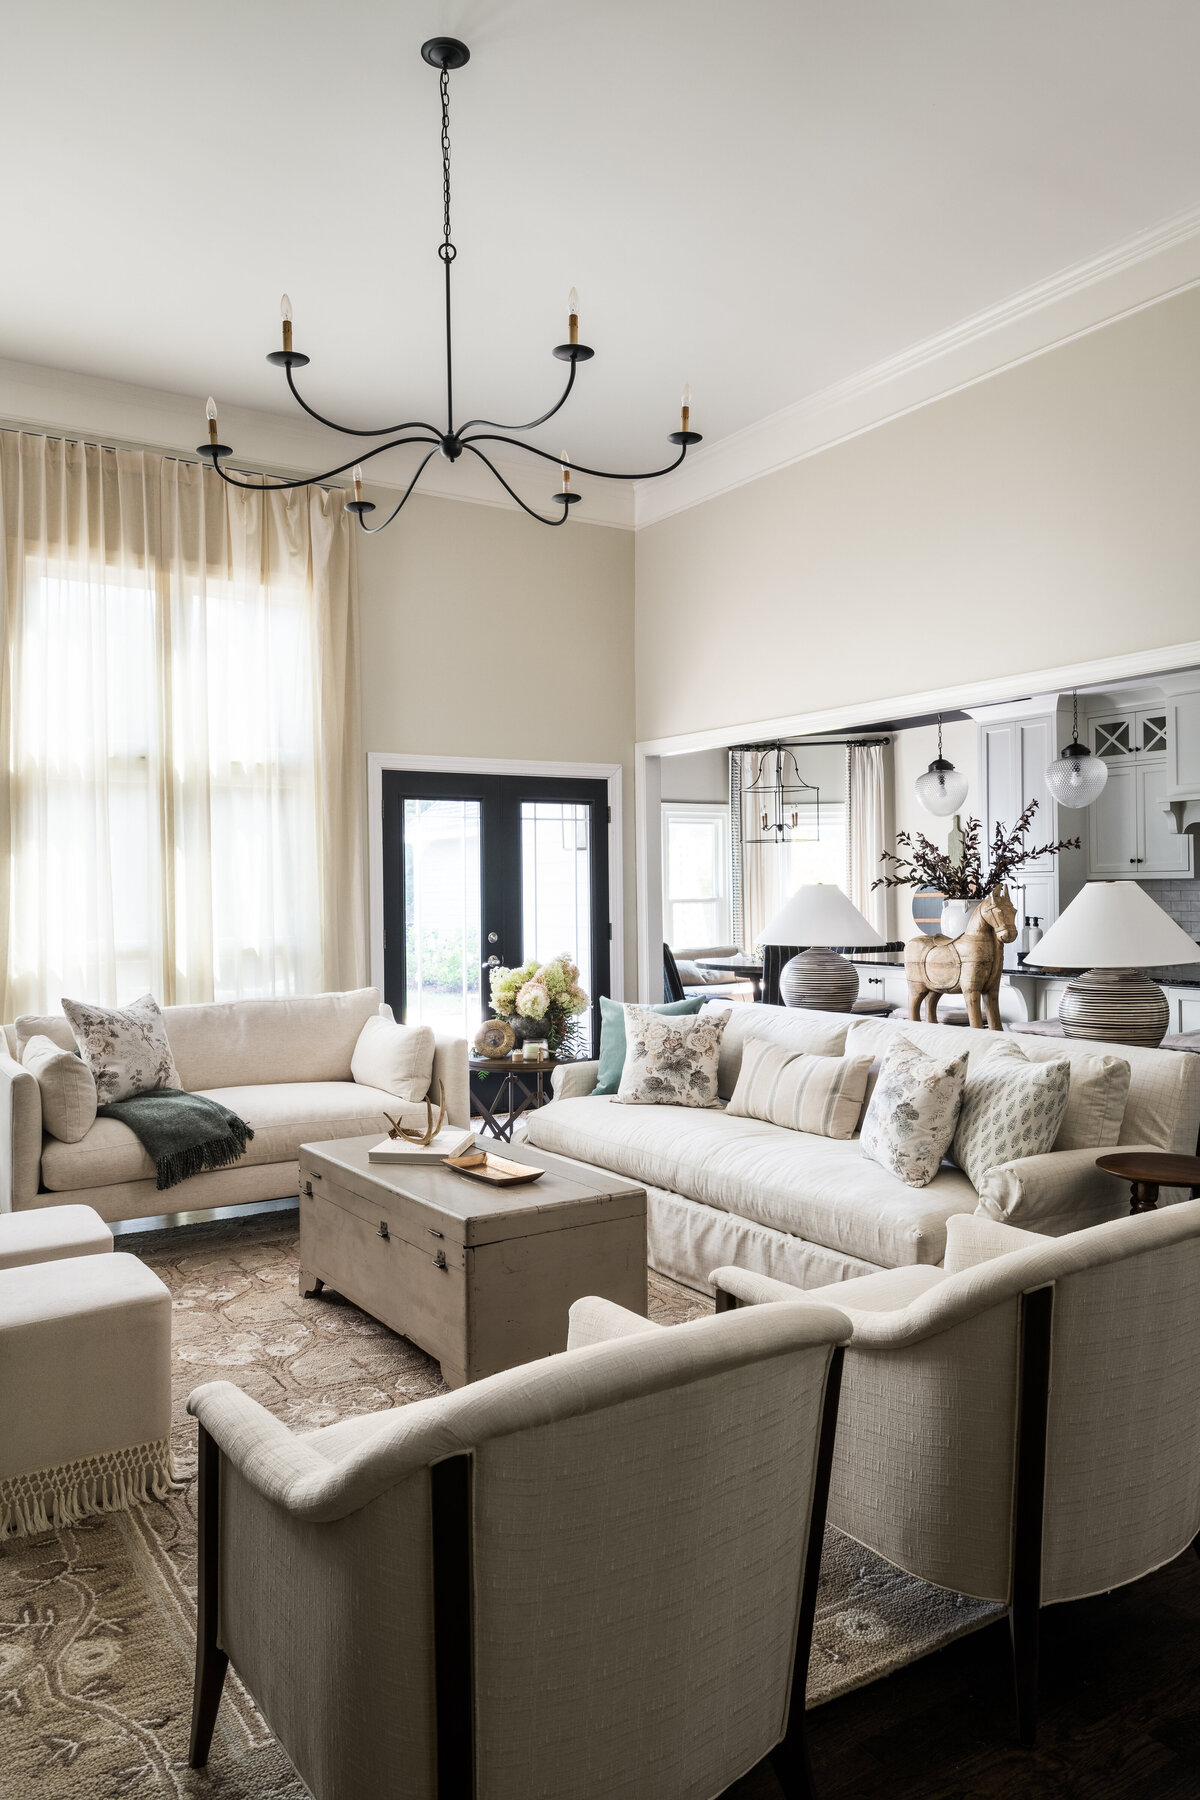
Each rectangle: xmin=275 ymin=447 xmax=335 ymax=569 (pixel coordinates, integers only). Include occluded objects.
xmin=521 ymin=801 xmax=593 ymax=1022
xmin=403 ymin=799 xmax=481 ymax=1036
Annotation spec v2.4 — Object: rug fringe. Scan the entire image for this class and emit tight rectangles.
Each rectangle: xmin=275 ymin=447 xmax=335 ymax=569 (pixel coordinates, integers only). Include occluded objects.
xmin=0 ymin=1437 xmax=174 ymax=1540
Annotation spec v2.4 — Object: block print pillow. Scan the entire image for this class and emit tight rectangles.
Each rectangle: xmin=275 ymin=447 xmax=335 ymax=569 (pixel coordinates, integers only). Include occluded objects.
xmin=951 ymin=1038 xmax=1071 ymax=1190
xmin=615 ymin=1004 xmax=729 ymax=1108
xmin=859 ymin=1035 xmax=969 ymax=1188
xmin=61 ymin=992 xmax=183 ymax=1105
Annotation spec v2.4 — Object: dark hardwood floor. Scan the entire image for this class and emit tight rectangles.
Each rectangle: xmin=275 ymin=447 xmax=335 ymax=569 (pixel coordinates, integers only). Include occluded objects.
xmin=733 ymin=1545 xmax=1200 ymax=1800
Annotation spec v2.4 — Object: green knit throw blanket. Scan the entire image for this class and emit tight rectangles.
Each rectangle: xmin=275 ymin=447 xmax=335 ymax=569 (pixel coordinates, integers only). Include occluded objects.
xmin=97 ymin=1089 xmax=254 ymax=1191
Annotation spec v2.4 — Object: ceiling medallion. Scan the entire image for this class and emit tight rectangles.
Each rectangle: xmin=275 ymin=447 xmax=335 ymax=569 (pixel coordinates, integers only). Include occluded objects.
xmin=198 ymin=38 xmax=701 ymax=530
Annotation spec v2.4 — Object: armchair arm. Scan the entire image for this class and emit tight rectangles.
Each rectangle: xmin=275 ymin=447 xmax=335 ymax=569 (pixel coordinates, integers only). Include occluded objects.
xmin=431 ymin=1031 xmax=470 ymax=1128
xmin=944 ymin=1214 xmax=1050 ymax=1274
xmin=712 ymin=1263 xmax=946 ymax=1321
xmin=566 ymin=1295 xmax=663 ymax=1351
xmin=0 ymin=1051 xmax=42 ymax=1212
xmin=974 ymin=1143 xmax=1160 ymax=1232
xmin=551 ymin=1059 xmax=599 ymax=1100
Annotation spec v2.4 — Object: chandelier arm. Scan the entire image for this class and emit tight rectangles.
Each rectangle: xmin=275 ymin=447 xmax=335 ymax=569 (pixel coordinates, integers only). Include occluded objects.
xmin=201 ymin=436 xmax=441 ymax=492
xmin=283 ymin=364 xmax=440 ymax=439
xmin=461 ymin=433 xmax=688 ymax=482
xmin=456 ymin=359 xmax=578 ymax=436
xmin=356 ymin=449 xmax=442 ymax=532
xmin=462 ymin=444 xmax=570 ymax=526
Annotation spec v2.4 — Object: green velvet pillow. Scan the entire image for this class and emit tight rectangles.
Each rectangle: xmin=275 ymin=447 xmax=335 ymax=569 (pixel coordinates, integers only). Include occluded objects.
xmin=594 ymin=995 xmax=705 ymax=1095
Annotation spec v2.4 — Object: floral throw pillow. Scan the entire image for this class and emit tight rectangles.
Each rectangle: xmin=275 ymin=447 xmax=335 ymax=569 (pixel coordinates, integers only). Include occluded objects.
xmin=615 ymin=1004 xmax=728 ymax=1108
xmin=950 ymin=1038 xmax=1071 ymax=1190
xmin=61 ymin=992 xmax=183 ymax=1105
xmin=859 ymin=1035 xmax=969 ymax=1189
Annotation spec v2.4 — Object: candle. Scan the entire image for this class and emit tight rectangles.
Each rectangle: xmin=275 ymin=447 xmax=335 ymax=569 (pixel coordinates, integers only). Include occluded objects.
xmin=205 ymin=396 xmax=218 ymax=445
xmin=560 ymin=450 xmax=571 ymax=492
xmin=353 ymin=464 xmax=364 ymax=501
xmin=681 ymin=381 xmax=691 ymax=434
xmin=280 ymin=293 xmax=293 ymax=355
xmin=568 ymin=287 xmax=579 ymax=348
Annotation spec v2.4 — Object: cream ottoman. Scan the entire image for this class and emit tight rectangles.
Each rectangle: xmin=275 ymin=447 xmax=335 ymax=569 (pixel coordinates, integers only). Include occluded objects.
xmin=0 ymin=1203 xmax=113 ymax=1270
xmin=0 ymin=1252 xmax=173 ymax=1538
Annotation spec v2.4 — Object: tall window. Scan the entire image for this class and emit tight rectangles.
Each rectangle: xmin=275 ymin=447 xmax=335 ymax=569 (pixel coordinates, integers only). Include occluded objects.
xmin=662 ymin=804 xmax=731 ymax=947
xmin=0 ymin=432 xmax=362 ymax=1017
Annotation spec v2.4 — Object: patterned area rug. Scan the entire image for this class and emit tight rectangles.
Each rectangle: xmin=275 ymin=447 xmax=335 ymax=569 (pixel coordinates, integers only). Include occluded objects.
xmin=0 ymin=1213 xmax=1000 ymax=1798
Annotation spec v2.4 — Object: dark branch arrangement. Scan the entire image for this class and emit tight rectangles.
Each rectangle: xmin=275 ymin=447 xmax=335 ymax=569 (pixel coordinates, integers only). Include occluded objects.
xmin=196 ymin=39 xmax=701 ymax=532
xmin=872 ymin=801 xmax=1080 ymax=899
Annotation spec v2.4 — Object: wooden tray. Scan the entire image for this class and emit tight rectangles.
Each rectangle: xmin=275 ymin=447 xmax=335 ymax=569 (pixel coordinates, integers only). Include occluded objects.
xmin=443 ymin=1151 xmax=546 ymax=1187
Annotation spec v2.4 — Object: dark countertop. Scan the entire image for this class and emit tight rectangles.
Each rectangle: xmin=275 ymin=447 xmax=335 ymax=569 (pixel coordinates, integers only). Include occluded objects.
xmin=851 ymin=955 xmax=1200 ymax=988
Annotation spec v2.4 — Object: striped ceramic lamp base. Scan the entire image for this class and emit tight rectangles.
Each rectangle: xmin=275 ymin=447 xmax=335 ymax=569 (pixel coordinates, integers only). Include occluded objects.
xmin=1058 ymin=967 xmax=1170 ymax=1048
xmin=779 ymin=947 xmax=860 ymax=1011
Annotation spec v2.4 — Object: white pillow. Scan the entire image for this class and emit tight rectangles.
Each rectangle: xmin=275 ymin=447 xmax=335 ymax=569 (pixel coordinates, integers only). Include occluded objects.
xmin=859 ymin=1035 xmax=969 ymax=1189
xmin=351 ymin=1014 xmax=435 ymax=1103
xmin=21 ymin=1034 xmax=97 ymax=1143
xmin=61 ymin=993 xmax=182 ymax=1105
xmin=616 ymin=1005 xmax=728 ymax=1108
xmin=950 ymin=1039 xmax=1070 ymax=1190
xmin=1018 ymin=1045 xmax=1131 ymax=1151
xmin=727 ymin=1039 xmax=873 ymax=1140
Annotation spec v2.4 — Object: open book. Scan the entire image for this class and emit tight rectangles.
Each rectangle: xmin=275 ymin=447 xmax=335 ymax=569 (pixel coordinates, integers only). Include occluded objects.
xmin=368 ymin=1127 xmax=477 ymax=1166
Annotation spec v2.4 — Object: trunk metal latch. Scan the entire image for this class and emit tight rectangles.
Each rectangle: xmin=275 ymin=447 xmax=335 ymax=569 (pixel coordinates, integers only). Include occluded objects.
xmin=378 ymin=1220 xmax=390 ymax=1240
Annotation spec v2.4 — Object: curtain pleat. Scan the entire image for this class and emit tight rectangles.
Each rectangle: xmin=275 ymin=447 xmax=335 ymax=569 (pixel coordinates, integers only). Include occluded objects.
xmin=848 ymin=742 xmax=891 ymax=959
xmin=0 ymin=430 xmax=365 ymax=1018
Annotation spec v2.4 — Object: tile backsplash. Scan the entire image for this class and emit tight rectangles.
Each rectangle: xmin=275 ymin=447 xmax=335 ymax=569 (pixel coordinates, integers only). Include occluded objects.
xmin=1139 ymin=877 xmax=1200 ymax=983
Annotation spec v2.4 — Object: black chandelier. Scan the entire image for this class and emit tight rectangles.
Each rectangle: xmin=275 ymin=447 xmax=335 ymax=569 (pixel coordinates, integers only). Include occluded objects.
xmin=197 ymin=37 xmax=702 ymax=530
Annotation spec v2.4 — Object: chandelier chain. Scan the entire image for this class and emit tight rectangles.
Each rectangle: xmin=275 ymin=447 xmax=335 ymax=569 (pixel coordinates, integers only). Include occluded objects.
xmin=1072 ymin=688 xmax=1079 ymax=742
xmin=439 ymin=65 xmax=456 ymax=263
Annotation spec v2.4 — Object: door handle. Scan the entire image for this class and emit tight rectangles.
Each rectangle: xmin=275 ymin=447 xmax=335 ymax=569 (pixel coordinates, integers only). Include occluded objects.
xmin=484 ymin=955 xmax=501 ymax=968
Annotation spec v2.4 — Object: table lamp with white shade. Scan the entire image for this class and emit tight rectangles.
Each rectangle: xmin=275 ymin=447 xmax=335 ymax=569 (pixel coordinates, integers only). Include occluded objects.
xmin=762 ymin=884 xmax=887 ymax=1010
xmin=1024 ymin=880 xmax=1200 ymax=1046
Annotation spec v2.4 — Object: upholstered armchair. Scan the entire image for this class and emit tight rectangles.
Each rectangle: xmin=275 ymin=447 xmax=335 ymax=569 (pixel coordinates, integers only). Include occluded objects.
xmin=713 ymin=1202 xmax=1200 ymax=1746
xmin=187 ymin=1292 xmax=849 ymax=1800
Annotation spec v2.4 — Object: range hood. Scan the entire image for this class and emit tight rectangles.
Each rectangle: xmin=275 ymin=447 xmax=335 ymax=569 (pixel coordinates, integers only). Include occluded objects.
xmin=1159 ymin=674 xmax=1200 ymax=835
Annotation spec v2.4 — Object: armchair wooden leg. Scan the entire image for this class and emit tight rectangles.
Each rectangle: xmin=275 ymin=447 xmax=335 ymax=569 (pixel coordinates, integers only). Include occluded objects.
xmin=189 ymin=1424 xmax=229 ymax=1768
xmin=1009 ymin=1286 xmax=1054 ymax=1749
xmin=714 ymin=1285 xmax=739 ymax=1314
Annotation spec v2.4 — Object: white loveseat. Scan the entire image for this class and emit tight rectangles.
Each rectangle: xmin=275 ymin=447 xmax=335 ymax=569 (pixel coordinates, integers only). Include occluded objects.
xmin=523 ymin=1003 xmax=1200 ymax=1292
xmin=0 ymin=989 xmax=468 ymax=1226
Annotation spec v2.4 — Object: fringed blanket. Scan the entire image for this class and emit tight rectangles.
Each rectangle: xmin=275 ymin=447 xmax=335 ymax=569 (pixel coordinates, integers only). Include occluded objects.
xmin=97 ymin=1088 xmax=254 ymax=1191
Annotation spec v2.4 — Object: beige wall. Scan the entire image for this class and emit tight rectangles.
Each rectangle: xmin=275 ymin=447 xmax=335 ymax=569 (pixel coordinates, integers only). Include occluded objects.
xmin=635 ymin=284 xmax=1200 ymax=746
xmin=358 ymin=486 xmax=638 ymax=990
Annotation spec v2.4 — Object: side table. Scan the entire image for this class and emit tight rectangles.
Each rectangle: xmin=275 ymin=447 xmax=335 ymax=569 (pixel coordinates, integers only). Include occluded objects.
xmin=1094 ymin=1151 xmax=1200 ymax=1214
xmin=469 ymin=1056 xmax=560 ymax=1143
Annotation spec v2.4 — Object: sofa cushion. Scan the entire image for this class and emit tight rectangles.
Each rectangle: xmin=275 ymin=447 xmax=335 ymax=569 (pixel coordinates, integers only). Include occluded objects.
xmin=15 ymin=1015 xmax=79 ymax=1058
xmin=40 ymin=1080 xmax=430 ymax=1193
xmin=595 ymin=997 xmax=703 ymax=1095
xmin=524 ymin=1095 xmax=978 ymax=1267
xmin=616 ymin=1006 xmax=727 ymax=1108
xmin=61 ymin=993 xmax=182 ymax=1104
xmin=21 ymin=1035 xmax=97 ymax=1143
xmin=727 ymin=1040 xmax=872 ymax=1140
xmin=161 ymin=989 xmax=381 ymax=1091
xmin=950 ymin=1039 xmax=1070 ymax=1189
xmin=350 ymin=1015 xmax=435 ymax=1103
xmin=700 ymin=1003 xmax=850 ymax=1100
xmin=860 ymin=1037 xmax=969 ymax=1189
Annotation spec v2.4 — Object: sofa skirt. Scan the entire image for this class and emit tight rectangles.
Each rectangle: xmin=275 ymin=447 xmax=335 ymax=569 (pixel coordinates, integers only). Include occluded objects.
xmin=18 ymin=1158 xmax=301 ymax=1225
xmin=646 ymin=1184 xmax=886 ymax=1295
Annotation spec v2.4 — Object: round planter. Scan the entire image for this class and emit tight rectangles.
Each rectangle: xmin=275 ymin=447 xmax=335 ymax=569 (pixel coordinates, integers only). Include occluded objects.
xmin=939 ymin=898 xmax=977 ymax=938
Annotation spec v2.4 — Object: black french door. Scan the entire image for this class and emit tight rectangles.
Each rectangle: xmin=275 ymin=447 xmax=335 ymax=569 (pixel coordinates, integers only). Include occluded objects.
xmin=381 ymin=769 xmax=611 ymax=1052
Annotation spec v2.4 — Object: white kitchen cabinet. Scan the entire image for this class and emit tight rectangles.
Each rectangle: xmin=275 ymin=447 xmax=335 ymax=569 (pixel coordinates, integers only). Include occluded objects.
xmin=1084 ymin=702 xmax=1194 ymax=880
xmin=978 ymin=713 xmax=1061 ymax=925
xmin=1178 ymin=995 xmax=1200 ymax=1035
xmin=1086 ymin=764 xmax=1138 ymax=875
xmin=1138 ymin=762 xmax=1194 ymax=876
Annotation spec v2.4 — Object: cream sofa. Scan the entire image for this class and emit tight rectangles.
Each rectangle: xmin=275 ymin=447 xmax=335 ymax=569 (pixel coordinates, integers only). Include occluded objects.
xmin=523 ymin=1003 xmax=1200 ymax=1292
xmin=0 ymin=989 xmax=469 ymax=1225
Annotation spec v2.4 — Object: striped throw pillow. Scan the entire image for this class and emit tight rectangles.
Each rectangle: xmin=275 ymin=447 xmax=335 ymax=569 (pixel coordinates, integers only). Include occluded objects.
xmin=727 ymin=1038 xmax=873 ymax=1140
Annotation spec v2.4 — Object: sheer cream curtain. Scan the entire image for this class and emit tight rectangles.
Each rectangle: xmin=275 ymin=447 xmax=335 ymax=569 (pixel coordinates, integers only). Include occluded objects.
xmin=0 ymin=431 xmax=364 ymax=1019
xmin=847 ymin=741 xmax=891 ymax=950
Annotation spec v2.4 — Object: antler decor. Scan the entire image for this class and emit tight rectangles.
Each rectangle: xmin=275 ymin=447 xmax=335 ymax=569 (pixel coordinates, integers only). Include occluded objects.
xmin=384 ymin=1083 xmax=447 ymax=1148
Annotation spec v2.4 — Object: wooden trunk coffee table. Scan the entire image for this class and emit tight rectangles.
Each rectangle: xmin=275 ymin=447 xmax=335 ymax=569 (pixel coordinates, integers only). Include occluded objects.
xmin=298 ymin=1135 xmax=647 ymax=1388
xmin=1094 ymin=1151 xmax=1200 ymax=1214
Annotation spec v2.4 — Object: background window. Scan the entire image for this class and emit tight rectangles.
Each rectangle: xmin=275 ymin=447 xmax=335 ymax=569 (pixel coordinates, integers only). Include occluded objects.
xmin=662 ymin=804 xmax=731 ymax=947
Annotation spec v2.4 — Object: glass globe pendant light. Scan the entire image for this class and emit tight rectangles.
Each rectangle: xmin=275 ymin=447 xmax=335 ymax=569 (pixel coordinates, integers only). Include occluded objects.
xmin=914 ymin=715 xmax=969 ymax=816
xmin=1045 ymin=690 xmax=1108 ymax=809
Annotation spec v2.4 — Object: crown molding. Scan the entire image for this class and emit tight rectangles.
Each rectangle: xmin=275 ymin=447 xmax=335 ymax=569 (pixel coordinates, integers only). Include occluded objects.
xmin=0 ymin=356 xmax=635 ymax=530
xmin=635 ymin=200 xmax=1200 ymax=529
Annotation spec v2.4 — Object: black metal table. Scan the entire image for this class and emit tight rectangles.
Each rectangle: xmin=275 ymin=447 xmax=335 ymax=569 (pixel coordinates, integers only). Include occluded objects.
xmin=469 ymin=1056 xmax=559 ymax=1142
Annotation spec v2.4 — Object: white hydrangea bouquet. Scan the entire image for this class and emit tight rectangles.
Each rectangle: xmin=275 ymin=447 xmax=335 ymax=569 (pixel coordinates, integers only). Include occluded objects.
xmin=489 ymin=952 xmax=589 ymax=1053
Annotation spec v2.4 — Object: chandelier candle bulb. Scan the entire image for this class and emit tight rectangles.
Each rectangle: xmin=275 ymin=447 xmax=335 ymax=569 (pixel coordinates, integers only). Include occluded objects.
xmin=352 ymin=464 xmax=364 ymax=501
xmin=280 ymin=293 xmax=293 ymax=354
xmin=560 ymin=451 xmax=571 ymax=492
xmin=567 ymin=287 xmax=579 ymax=347
xmin=681 ymin=382 xmax=691 ymax=433
xmin=205 ymin=397 xmax=218 ymax=445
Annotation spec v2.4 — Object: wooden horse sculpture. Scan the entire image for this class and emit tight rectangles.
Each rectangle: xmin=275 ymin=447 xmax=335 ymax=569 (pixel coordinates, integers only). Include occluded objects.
xmin=905 ymin=884 xmax=1018 ymax=1031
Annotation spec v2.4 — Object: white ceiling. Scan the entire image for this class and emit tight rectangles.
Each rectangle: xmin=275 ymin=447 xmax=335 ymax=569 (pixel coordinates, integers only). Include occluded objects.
xmin=4 ymin=0 xmax=1200 ymax=478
